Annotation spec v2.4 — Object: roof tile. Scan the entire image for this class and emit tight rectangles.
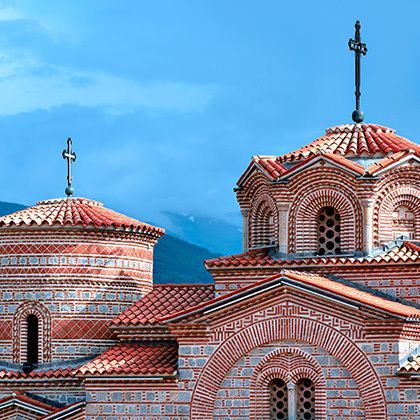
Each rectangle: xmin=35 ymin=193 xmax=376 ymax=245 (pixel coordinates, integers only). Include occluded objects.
xmin=278 ymin=124 xmax=420 ymax=162
xmin=205 ymin=242 xmax=420 ymax=269
xmin=0 ymin=197 xmax=164 ymax=236
xmin=110 ymin=284 xmax=214 ymax=326
xmin=77 ymin=342 xmax=178 ymax=376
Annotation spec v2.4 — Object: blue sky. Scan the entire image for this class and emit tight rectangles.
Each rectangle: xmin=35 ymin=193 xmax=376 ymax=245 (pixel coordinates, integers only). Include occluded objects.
xmin=0 ymin=0 xmax=419 ymax=225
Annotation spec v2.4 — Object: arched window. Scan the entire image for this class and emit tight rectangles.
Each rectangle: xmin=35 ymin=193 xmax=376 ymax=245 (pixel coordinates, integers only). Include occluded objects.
xmin=297 ymin=378 xmax=315 ymax=420
xmin=26 ymin=314 xmax=39 ymax=365
xmin=318 ymin=206 xmax=341 ymax=255
xmin=270 ymin=378 xmax=288 ymax=419
xmin=13 ymin=301 xmax=51 ymax=365
xmin=392 ymin=205 xmax=415 ymax=240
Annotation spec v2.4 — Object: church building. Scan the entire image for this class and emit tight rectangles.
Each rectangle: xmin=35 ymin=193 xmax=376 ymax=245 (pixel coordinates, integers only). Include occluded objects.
xmin=0 ymin=22 xmax=418 ymax=420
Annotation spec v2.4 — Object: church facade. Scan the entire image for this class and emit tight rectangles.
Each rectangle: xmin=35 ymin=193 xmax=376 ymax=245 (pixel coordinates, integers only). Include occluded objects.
xmin=0 ymin=121 xmax=417 ymax=419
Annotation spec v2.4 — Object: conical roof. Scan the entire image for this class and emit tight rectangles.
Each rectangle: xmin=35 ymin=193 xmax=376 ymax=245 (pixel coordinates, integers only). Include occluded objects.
xmin=278 ymin=124 xmax=420 ymax=162
xmin=0 ymin=197 xmax=164 ymax=236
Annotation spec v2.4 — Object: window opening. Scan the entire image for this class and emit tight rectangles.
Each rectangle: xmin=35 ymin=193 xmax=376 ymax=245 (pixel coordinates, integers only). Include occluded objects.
xmin=318 ymin=206 xmax=341 ymax=255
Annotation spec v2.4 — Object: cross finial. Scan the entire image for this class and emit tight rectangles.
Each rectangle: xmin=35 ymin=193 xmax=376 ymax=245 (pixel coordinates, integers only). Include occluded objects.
xmin=62 ymin=137 xmax=76 ymax=197
xmin=348 ymin=20 xmax=368 ymax=123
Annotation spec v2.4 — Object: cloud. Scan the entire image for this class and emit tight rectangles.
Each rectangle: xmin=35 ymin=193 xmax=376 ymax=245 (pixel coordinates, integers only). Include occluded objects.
xmin=0 ymin=52 xmax=218 ymax=115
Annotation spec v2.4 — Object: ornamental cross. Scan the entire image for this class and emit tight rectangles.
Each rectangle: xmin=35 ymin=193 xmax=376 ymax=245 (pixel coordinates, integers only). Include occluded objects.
xmin=348 ymin=20 xmax=368 ymax=123
xmin=62 ymin=137 xmax=76 ymax=197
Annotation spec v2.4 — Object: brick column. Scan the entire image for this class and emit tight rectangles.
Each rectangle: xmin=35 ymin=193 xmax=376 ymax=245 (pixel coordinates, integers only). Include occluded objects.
xmin=287 ymin=382 xmax=297 ymax=420
xmin=277 ymin=203 xmax=290 ymax=255
xmin=241 ymin=209 xmax=249 ymax=252
xmin=361 ymin=198 xmax=374 ymax=255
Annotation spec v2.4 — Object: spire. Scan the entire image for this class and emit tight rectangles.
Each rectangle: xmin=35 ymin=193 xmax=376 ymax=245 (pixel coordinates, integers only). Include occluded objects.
xmin=62 ymin=137 xmax=76 ymax=197
xmin=348 ymin=20 xmax=368 ymax=123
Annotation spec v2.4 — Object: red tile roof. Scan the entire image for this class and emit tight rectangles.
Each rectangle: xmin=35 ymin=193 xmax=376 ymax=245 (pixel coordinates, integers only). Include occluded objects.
xmin=278 ymin=124 xmax=420 ymax=162
xmin=0 ymin=391 xmax=57 ymax=413
xmin=110 ymin=284 xmax=214 ymax=327
xmin=77 ymin=342 xmax=178 ymax=376
xmin=277 ymin=153 xmax=366 ymax=180
xmin=161 ymin=269 xmax=420 ymax=322
xmin=398 ymin=355 xmax=420 ymax=373
xmin=205 ymin=242 xmax=420 ymax=269
xmin=254 ymin=156 xmax=288 ymax=179
xmin=0 ymin=197 xmax=164 ymax=236
xmin=0 ymin=366 xmax=77 ymax=380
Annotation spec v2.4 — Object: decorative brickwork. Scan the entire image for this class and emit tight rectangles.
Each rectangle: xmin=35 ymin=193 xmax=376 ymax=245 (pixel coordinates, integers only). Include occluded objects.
xmin=288 ymin=183 xmax=362 ymax=254
xmin=190 ymin=317 xmax=387 ymax=419
xmin=250 ymin=348 xmax=326 ymax=419
xmin=0 ymin=121 xmax=418 ymax=418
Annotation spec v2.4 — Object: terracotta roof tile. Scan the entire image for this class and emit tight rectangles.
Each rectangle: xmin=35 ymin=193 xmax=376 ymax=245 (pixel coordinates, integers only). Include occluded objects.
xmin=398 ymin=355 xmax=420 ymax=373
xmin=255 ymin=156 xmax=288 ymax=179
xmin=0 ymin=360 xmax=88 ymax=380
xmin=0 ymin=197 xmax=164 ymax=237
xmin=110 ymin=284 xmax=214 ymax=326
xmin=278 ymin=124 xmax=420 ymax=162
xmin=77 ymin=342 xmax=178 ymax=376
xmin=205 ymin=242 xmax=420 ymax=268
xmin=161 ymin=269 xmax=420 ymax=322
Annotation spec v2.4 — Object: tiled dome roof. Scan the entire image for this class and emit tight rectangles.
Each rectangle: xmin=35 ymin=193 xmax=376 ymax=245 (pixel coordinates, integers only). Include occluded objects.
xmin=278 ymin=124 xmax=420 ymax=162
xmin=0 ymin=197 xmax=164 ymax=236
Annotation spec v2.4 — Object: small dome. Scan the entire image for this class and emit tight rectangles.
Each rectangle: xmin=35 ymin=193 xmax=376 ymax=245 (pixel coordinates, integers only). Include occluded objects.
xmin=0 ymin=197 xmax=164 ymax=237
xmin=278 ymin=123 xmax=420 ymax=162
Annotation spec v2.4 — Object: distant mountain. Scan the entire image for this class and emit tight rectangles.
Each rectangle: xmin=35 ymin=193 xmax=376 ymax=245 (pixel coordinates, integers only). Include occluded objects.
xmin=0 ymin=201 xmax=26 ymax=216
xmin=0 ymin=201 xmax=217 ymax=284
xmin=159 ymin=211 xmax=242 ymax=255
xmin=153 ymin=234 xmax=217 ymax=284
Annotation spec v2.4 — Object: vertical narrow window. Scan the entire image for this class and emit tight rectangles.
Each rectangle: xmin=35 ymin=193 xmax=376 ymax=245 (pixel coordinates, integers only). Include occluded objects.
xmin=318 ymin=206 xmax=341 ymax=255
xmin=297 ymin=378 xmax=315 ymax=420
xmin=270 ymin=378 xmax=288 ymax=419
xmin=26 ymin=314 xmax=39 ymax=365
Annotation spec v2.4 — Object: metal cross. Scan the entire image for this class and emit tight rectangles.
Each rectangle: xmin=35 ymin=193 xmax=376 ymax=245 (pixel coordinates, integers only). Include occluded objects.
xmin=348 ymin=20 xmax=368 ymax=123
xmin=62 ymin=137 xmax=76 ymax=197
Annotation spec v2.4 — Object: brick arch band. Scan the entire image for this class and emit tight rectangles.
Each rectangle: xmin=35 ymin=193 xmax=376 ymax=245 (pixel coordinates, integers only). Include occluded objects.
xmin=249 ymin=192 xmax=279 ymax=248
xmin=289 ymin=187 xmax=362 ymax=254
xmin=373 ymin=185 xmax=420 ymax=246
xmin=250 ymin=348 xmax=327 ymax=419
xmin=190 ymin=317 xmax=386 ymax=419
xmin=13 ymin=301 xmax=51 ymax=364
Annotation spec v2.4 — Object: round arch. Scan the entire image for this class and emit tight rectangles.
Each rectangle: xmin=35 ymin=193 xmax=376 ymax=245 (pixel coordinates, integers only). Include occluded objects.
xmin=373 ymin=185 xmax=420 ymax=245
xmin=288 ymin=187 xmax=362 ymax=254
xmin=250 ymin=348 xmax=327 ymax=419
xmin=249 ymin=192 xmax=278 ymax=248
xmin=190 ymin=317 xmax=386 ymax=419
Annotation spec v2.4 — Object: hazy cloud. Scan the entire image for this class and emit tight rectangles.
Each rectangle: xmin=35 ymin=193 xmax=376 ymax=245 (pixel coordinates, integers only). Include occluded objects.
xmin=0 ymin=53 xmax=218 ymax=115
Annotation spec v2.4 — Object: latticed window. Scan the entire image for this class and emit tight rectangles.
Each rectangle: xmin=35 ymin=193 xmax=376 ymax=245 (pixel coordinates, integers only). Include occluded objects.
xmin=270 ymin=378 xmax=315 ymax=419
xmin=270 ymin=378 xmax=288 ymax=419
xmin=392 ymin=205 xmax=415 ymax=240
xmin=318 ymin=206 xmax=341 ymax=255
xmin=297 ymin=378 xmax=315 ymax=420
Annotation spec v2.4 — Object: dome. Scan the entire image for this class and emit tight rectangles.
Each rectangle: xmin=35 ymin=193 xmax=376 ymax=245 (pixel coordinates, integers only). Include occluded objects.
xmin=278 ymin=123 xmax=420 ymax=162
xmin=0 ymin=197 xmax=164 ymax=365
